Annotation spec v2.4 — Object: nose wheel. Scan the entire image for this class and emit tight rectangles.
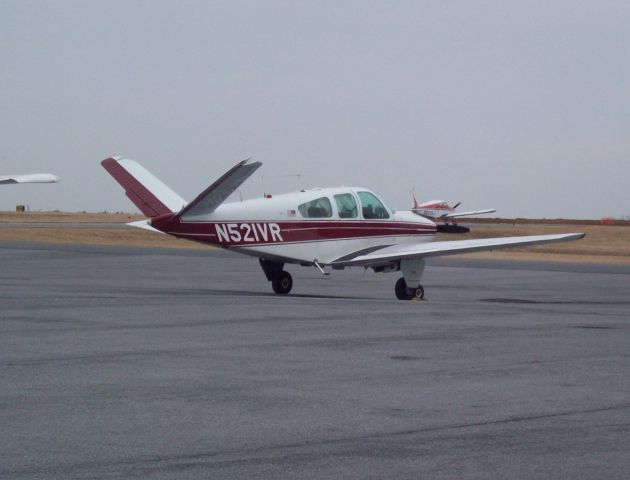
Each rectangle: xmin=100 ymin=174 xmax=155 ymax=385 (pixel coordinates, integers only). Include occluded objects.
xmin=395 ymin=277 xmax=424 ymax=301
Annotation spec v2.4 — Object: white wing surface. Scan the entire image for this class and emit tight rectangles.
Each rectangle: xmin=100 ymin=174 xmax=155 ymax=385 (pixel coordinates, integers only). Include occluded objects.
xmin=0 ymin=173 xmax=60 ymax=185
xmin=445 ymin=208 xmax=496 ymax=219
xmin=332 ymin=233 xmax=585 ymax=267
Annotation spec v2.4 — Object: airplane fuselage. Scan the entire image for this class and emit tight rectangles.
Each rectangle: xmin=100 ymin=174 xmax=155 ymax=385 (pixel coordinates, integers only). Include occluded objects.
xmin=151 ymin=187 xmax=437 ymax=265
xmin=411 ymin=200 xmax=454 ymax=220
xmin=412 ymin=207 xmax=453 ymax=220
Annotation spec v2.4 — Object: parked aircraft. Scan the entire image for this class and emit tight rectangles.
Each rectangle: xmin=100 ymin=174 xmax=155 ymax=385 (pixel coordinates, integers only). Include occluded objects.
xmin=412 ymin=196 xmax=496 ymax=222
xmin=0 ymin=173 xmax=60 ymax=185
xmin=102 ymin=157 xmax=584 ymax=300
xmin=412 ymin=194 xmax=495 ymax=233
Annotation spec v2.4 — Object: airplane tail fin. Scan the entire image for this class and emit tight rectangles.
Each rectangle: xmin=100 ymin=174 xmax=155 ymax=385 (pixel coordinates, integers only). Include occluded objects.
xmin=101 ymin=157 xmax=187 ymax=217
xmin=177 ymin=158 xmax=262 ymax=219
xmin=412 ymin=190 xmax=420 ymax=209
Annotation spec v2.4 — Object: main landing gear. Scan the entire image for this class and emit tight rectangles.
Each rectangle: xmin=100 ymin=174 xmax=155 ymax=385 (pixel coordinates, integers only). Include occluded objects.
xmin=395 ymin=257 xmax=427 ymax=301
xmin=395 ymin=277 xmax=425 ymax=300
xmin=259 ymin=259 xmax=293 ymax=295
xmin=259 ymin=257 xmax=427 ymax=300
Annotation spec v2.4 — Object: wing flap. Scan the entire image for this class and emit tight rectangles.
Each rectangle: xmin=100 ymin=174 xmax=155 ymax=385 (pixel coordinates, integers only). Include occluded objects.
xmin=332 ymin=233 xmax=585 ymax=267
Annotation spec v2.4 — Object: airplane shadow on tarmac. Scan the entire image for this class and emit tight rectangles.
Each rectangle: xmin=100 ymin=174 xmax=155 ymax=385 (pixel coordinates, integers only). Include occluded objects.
xmin=125 ymin=287 xmax=367 ymax=301
xmin=480 ymin=298 xmax=630 ymax=306
xmin=111 ymin=288 xmax=630 ymax=304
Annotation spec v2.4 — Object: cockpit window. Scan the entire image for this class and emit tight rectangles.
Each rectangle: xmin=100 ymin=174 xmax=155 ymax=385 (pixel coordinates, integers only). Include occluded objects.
xmin=358 ymin=191 xmax=390 ymax=219
xmin=298 ymin=196 xmax=333 ymax=218
xmin=334 ymin=193 xmax=358 ymax=218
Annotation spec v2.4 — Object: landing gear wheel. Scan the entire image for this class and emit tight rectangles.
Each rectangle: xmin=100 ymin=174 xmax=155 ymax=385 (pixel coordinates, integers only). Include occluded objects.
xmin=395 ymin=277 xmax=413 ymax=300
xmin=272 ymin=270 xmax=293 ymax=294
xmin=415 ymin=285 xmax=425 ymax=300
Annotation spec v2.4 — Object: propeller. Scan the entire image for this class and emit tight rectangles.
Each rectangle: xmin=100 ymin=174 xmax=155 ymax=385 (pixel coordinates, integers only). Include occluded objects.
xmin=453 ymin=202 xmax=461 ymax=209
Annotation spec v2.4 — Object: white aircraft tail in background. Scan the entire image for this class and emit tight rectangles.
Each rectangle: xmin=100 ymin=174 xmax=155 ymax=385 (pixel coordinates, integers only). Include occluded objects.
xmin=102 ymin=156 xmax=583 ymax=300
xmin=0 ymin=173 xmax=60 ymax=185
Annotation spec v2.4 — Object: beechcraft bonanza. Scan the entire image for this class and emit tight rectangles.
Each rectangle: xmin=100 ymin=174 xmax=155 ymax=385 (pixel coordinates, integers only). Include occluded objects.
xmin=0 ymin=173 xmax=60 ymax=185
xmin=411 ymin=194 xmax=496 ymax=233
xmin=102 ymin=157 xmax=584 ymax=300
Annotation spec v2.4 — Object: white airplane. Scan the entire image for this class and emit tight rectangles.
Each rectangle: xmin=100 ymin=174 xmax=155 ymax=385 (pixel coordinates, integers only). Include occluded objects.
xmin=0 ymin=173 xmax=60 ymax=185
xmin=102 ymin=157 xmax=584 ymax=300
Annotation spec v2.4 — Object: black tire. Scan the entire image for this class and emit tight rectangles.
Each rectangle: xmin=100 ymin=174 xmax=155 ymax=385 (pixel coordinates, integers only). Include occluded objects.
xmin=395 ymin=277 xmax=413 ymax=300
xmin=272 ymin=270 xmax=293 ymax=294
xmin=415 ymin=285 xmax=425 ymax=300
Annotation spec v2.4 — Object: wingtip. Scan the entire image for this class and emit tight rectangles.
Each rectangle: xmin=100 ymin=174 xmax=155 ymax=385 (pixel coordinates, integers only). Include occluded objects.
xmin=242 ymin=157 xmax=262 ymax=167
xmin=565 ymin=233 xmax=586 ymax=241
xmin=101 ymin=156 xmax=124 ymax=165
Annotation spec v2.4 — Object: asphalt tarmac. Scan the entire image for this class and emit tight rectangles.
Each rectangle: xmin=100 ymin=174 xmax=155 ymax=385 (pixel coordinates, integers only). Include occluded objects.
xmin=2 ymin=241 xmax=630 ymax=479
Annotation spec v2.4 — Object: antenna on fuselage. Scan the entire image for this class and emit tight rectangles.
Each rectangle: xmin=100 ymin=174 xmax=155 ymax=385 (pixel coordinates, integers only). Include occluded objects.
xmin=261 ymin=173 xmax=303 ymax=196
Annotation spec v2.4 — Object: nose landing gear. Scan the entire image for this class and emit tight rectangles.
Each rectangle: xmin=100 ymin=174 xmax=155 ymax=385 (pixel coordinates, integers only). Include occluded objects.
xmin=395 ymin=257 xmax=426 ymax=300
xmin=395 ymin=277 xmax=425 ymax=300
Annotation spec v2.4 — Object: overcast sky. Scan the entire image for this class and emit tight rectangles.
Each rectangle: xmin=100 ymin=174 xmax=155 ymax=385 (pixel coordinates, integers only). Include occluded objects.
xmin=1 ymin=1 xmax=629 ymax=218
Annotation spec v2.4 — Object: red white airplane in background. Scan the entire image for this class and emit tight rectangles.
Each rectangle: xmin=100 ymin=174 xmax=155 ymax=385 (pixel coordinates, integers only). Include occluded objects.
xmin=0 ymin=173 xmax=60 ymax=185
xmin=412 ymin=196 xmax=496 ymax=222
xmin=102 ymin=157 xmax=583 ymax=300
xmin=412 ymin=194 xmax=496 ymax=233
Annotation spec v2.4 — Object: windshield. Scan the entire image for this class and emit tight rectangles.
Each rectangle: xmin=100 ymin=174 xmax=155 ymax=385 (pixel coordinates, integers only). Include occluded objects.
xmin=357 ymin=191 xmax=389 ymax=219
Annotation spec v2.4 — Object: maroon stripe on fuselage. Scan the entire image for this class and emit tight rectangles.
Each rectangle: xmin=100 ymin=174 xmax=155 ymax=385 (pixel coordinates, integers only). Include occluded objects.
xmin=151 ymin=218 xmax=437 ymax=247
xmin=101 ymin=158 xmax=171 ymax=217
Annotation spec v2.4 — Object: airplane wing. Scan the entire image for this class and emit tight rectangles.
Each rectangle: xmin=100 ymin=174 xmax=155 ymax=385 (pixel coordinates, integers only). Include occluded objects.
xmin=444 ymin=208 xmax=496 ymax=219
xmin=331 ymin=233 xmax=585 ymax=267
xmin=177 ymin=158 xmax=262 ymax=219
xmin=0 ymin=173 xmax=60 ymax=185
